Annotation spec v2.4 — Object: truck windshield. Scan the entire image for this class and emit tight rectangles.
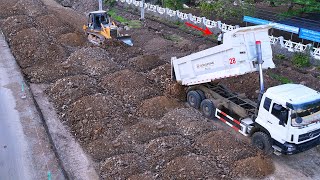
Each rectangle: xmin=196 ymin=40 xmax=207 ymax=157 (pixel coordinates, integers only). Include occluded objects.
xmin=291 ymin=100 xmax=320 ymax=127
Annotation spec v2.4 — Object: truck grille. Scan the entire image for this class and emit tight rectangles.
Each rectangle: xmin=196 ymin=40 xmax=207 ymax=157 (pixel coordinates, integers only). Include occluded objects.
xmin=298 ymin=129 xmax=320 ymax=142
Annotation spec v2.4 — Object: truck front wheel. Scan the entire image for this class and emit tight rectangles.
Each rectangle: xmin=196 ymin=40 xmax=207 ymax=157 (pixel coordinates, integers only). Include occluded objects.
xmin=200 ymin=99 xmax=216 ymax=119
xmin=252 ymin=132 xmax=273 ymax=155
xmin=187 ymin=90 xmax=202 ymax=109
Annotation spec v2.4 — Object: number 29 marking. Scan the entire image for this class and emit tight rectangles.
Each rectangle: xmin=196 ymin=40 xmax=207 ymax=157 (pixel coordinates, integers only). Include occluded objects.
xmin=229 ymin=57 xmax=236 ymax=64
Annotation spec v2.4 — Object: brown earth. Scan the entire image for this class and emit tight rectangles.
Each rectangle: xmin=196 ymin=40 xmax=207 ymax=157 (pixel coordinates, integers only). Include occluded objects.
xmin=2 ymin=0 xmax=320 ymax=179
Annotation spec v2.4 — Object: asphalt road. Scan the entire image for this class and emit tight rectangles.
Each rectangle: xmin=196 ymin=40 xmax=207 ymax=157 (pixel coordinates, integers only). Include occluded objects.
xmin=0 ymin=31 xmax=65 ymax=180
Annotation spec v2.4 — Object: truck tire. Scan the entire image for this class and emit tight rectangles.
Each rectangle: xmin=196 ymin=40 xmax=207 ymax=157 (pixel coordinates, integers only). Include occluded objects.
xmin=187 ymin=90 xmax=202 ymax=109
xmin=252 ymin=132 xmax=273 ymax=155
xmin=196 ymin=90 xmax=206 ymax=101
xmin=200 ymin=99 xmax=216 ymax=119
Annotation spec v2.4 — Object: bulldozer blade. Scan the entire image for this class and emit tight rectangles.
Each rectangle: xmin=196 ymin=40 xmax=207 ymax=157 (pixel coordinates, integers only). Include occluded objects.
xmin=117 ymin=36 xmax=133 ymax=46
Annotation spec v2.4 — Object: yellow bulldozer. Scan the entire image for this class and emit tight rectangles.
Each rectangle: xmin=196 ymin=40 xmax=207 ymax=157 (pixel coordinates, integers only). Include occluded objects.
xmin=83 ymin=9 xmax=133 ymax=46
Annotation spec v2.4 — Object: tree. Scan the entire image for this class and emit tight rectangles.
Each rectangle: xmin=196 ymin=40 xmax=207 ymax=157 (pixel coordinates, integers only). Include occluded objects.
xmin=265 ymin=0 xmax=320 ymax=15
xmin=199 ymin=0 xmax=255 ymax=20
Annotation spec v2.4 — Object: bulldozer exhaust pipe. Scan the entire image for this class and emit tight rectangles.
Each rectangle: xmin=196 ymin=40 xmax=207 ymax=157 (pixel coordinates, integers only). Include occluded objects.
xmin=256 ymin=41 xmax=264 ymax=104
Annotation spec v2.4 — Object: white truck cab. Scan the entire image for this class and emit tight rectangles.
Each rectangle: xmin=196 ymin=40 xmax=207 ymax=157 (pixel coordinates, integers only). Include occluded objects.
xmin=255 ymin=84 xmax=320 ymax=154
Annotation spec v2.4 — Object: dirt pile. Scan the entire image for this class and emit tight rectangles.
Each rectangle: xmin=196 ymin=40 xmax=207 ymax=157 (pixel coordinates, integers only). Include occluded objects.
xmin=35 ymin=14 xmax=73 ymax=37
xmin=128 ymin=171 xmax=155 ymax=180
xmin=137 ymin=96 xmax=183 ymax=118
xmin=159 ymin=108 xmax=217 ymax=138
xmin=160 ymin=153 xmax=223 ymax=179
xmin=48 ymin=75 xmax=98 ymax=110
xmin=99 ymin=153 xmax=147 ymax=180
xmin=232 ymin=155 xmax=275 ymax=178
xmin=144 ymin=135 xmax=191 ymax=170
xmin=129 ymin=55 xmax=165 ymax=72
xmin=99 ymin=69 xmax=159 ymax=104
xmin=65 ymin=93 xmax=126 ymax=141
xmin=57 ymin=32 xmax=86 ymax=47
xmin=1 ymin=15 xmax=34 ymax=38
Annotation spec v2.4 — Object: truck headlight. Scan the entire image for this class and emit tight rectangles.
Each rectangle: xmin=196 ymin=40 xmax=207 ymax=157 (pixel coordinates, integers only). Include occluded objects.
xmin=285 ymin=143 xmax=296 ymax=153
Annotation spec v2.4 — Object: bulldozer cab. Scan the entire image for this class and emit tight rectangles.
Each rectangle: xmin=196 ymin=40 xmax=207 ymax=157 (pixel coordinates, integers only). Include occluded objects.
xmin=88 ymin=11 xmax=110 ymax=30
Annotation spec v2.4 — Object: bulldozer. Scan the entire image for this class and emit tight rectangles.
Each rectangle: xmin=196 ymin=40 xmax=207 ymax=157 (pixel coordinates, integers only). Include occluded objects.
xmin=83 ymin=5 xmax=133 ymax=46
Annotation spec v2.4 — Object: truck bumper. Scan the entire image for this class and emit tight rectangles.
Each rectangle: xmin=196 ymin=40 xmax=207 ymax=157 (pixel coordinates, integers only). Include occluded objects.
xmin=279 ymin=136 xmax=320 ymax=155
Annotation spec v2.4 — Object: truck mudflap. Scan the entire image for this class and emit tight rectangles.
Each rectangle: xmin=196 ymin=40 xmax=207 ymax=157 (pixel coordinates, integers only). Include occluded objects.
xmin=274 ymin=136 xmax=320 ymax=155
xmin=215 ymin=108 xmax=248 ymax=136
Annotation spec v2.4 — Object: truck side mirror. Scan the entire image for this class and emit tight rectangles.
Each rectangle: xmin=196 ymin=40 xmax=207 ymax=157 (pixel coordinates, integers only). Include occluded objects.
xmin=279 ymin=110 xmax=287 ymax=126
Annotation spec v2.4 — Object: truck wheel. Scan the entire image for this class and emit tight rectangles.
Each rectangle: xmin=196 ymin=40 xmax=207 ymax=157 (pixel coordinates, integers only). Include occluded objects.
xmin=187 ymin=90 xmax=201 ymax=109
xmin=252 ymin=132 xmax=273 ymax=155
xmin=196 ymin=90 xmax=206 ymax=101
xmin=200 ymin=99 xmax=216 ymax=119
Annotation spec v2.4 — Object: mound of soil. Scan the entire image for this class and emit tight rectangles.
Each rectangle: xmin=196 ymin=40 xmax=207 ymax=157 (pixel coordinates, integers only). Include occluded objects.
xmin=144 ymin=135 xmax=191 ymax=169
xmin=23 ymin=62 xmax=71 ymax=83
xmin=65 ymin=47 xmax=120 ymax=77
xmin=35 ymin=14 xmax=72 ymax=37
xmin=99 ymin=153 xmax=147 ymax=180
xmin=1 ymin=15 xmax=34 ymax=38
xmin=137 ymin=96 xmax=183 ymax=119
xmin=128 ymin=171 xmax=155 ymax=180
xmin=147 ymin=64 xmax=171 ymax=91
xmin=128 ymin=55 xmax=165 ymax=72
xmin=0 ymin=0 xmax=21 ymax=18
xmin=159 ymin=108 xmax=216 ymax=138
xmin=48 ymin=75 xmax=98 ymax=110
xmin=57 ymin=32 xmax=86 ymax=47
xmin=65 ymin=93 xmax=126 ymax=141
xmin=99 ymin=69 xmax=159 ymax=104
xmin=232 ymin=155 xmax=275 ymax=178
xmin=14 ymin=0 xmax=47 ymax=17
xmin=10 ymin=28 xmax=67 ymax=68
xmin=160 ymin=153 xmax=223 ymax=179
xmin=115 ymin=119 xmax=178 ymax=144
xmin=194 ymin=131 xmax=256 ymax=165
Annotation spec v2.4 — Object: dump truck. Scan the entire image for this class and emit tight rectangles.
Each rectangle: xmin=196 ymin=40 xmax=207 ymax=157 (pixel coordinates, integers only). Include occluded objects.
xmin=171 ymin=25 xmax=320 ymax=155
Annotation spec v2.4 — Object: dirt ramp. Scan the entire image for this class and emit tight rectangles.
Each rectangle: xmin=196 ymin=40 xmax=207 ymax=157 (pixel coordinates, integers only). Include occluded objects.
xmin=138 ymin=96 xmax=183 ymax=119
xmin=99 ymin=153 xmax=147 ymax=180
xmin=161 ymin=153 xmax=223 ymax=179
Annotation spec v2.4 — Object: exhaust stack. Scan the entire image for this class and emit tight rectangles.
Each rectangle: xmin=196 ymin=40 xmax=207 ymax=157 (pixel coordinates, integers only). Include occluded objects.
xmin=256 ymin=41 xmax=264 ymax=104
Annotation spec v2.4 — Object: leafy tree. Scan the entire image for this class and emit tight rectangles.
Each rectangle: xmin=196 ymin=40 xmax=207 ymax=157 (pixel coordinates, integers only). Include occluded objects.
xmin=164 ymin=0 xmax=184 ymax=10
xmin=200 ymin=0 xmax=255 ymax=20
xmin=265 ymin=0 xmax=320 ymax=15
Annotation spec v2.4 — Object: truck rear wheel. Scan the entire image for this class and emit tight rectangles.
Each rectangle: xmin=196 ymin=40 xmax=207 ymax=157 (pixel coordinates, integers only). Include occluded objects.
xmin=187 ymin=90 xmax=202 ymax=109
xmin=252 ymin=132 xmax=273 ymax=155
xmin=200 ymin=99 xmax=216 ymax=119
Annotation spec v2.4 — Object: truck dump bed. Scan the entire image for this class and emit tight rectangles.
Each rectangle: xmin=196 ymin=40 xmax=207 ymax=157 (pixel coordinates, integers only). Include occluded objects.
xmin=171 ymin=25 xmax=275 ymax=86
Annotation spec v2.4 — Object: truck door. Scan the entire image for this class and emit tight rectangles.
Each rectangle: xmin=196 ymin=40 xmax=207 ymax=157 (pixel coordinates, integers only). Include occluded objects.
xmin=268 ymin=102 xmax=289 ymax=142
xmin=258 ymin=97 xmax=288 ymax=143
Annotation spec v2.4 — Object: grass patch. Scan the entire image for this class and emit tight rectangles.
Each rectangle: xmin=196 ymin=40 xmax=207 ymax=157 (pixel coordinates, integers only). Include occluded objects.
xmin=292 ymin=53 xmax=310 ymax=68
xmin=109 ymin=9 xmax=141 ymax=29
xmin=269 ymin=73 xmax=293 ymax=84
xmin=108 ymin=9 xmax=128 ymax=23
xmin=127 ymin=20 xmax=142 ymax=29
xmin=275 ymin=54 xmax=286 ymax=60
xmin=163 ymin=34 xmax=182 ymax=42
